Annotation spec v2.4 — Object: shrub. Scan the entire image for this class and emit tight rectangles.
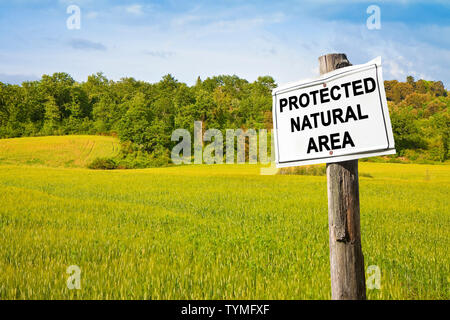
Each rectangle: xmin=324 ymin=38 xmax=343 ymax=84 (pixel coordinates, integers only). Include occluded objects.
xmin=359 ymin=172 xmax=374 ymax=178
xmin=88 ymin=157 xmax=118 ymax=170
xmin=277 ymin=165 xmax=326 ymax=176
xmin=116 ymin=154 xmax=169 ymax=169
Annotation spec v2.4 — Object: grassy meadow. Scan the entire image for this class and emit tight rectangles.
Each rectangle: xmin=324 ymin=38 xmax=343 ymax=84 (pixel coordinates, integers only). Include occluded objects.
xmin=0 ymin=135 xmax=120 ymax=168
xmin=0 ymin=136 xmax=448 ymax=299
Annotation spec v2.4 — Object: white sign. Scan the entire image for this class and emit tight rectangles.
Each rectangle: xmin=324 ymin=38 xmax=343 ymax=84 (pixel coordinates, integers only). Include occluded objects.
xmin=272 ymin=57 xmax=396 ymax=168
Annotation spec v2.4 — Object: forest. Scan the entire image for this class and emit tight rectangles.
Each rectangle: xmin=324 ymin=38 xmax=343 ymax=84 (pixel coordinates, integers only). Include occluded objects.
xmin=0 ymin=73 xmax=448 ymax=167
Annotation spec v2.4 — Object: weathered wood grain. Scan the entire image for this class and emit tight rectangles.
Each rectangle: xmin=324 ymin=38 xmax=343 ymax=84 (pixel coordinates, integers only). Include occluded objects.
xmin=319 ymin=53 xmax=366 ymax=300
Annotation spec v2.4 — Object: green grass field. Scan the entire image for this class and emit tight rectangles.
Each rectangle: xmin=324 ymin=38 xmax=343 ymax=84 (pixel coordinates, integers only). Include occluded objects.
xmin=0 ymin=136 xmax=448 ymax=299
xmin=0 ymin=135 xmax=120 ymax=168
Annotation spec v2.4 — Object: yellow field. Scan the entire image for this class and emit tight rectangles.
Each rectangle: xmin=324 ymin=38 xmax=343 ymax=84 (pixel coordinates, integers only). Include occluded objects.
xmin=0 ymin=135 xmax=120 ymax=168
xmin=0 ymin=136 xmax=448 ymax=299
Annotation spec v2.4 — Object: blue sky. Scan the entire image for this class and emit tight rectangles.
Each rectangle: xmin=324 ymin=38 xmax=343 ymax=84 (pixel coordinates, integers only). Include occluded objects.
xmin=0 ymin=0 xmax=449 ymax=87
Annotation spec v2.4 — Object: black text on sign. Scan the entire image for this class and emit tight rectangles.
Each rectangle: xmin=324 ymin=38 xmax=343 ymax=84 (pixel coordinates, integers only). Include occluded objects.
xmin=272 ymin=57 xmax=396 ymax=167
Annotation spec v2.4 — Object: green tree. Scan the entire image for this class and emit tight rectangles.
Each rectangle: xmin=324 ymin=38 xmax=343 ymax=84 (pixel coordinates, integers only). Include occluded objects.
xmin=406 ymin=75 xmax=415 ymax=88
xmin=390 ymin=109 xmax=427 ymax=155
xmin=118 ymin=92 xmax=152 ymax=150
xmin=43 ymin=96 xmax=60 ymax=135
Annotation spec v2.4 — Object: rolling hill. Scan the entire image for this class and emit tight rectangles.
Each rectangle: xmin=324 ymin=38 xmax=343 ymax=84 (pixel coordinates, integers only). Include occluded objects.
xmin=0 ymin=135 xmax=120 ymax=168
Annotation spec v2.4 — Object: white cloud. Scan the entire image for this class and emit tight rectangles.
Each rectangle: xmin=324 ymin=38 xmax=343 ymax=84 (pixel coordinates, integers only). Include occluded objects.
xmin=171 ymin=14 xmax=202 ymax=27
xmin=143 ymin=50 xmax=175 ymax=58
xmin=69 ymin=38 xmax=107 ymax=51
xmin=85 ymin=11 xmax=99 ymax=19
xmin=125 ymin=4 xmax=143 ymax=15
xmin=385 ymin=59 xmax=406 ymax=79
xmin=208 ymin=12 xmax=285 ymax=31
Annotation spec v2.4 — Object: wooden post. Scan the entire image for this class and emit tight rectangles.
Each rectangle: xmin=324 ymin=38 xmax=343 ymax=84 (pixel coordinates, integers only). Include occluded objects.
xmin=319 ymin=53 xmax=367 ymax=300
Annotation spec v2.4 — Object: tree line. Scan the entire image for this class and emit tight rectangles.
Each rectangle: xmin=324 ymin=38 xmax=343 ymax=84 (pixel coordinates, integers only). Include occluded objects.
xmin=385 ymin=77 xmax=449 ymax=162
xmin=0 ymin=72 xmax=448 ymax=167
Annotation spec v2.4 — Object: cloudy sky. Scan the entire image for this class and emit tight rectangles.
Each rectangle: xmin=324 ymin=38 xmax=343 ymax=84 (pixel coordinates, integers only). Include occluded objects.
xmin=0 ymin=0 xmax=449 ymax=87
